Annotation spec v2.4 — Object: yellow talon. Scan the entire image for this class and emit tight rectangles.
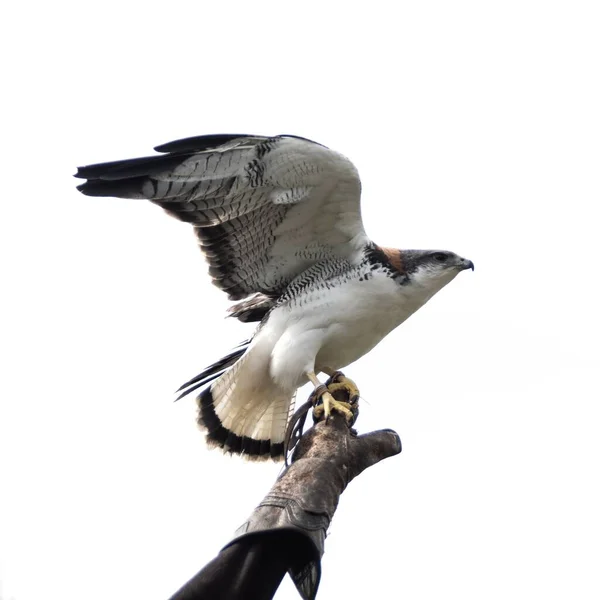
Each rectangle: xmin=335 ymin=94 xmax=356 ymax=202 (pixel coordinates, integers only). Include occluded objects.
xmin=313 ymin=390 xmax=354 ymax=424
xmin=307 ymin=370 xmax=359 ymax=426
xmin=327 ymin=380 xmax=360 ymax=402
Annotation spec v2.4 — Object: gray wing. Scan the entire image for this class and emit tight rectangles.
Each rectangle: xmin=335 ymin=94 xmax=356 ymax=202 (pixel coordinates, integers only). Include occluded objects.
xmin=76 ymin=134 xmax=368 ymax=300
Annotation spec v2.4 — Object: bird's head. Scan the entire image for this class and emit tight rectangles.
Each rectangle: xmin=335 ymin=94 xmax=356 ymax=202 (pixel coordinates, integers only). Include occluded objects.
xmin=400 ymin=249 xmax=474 ymax=297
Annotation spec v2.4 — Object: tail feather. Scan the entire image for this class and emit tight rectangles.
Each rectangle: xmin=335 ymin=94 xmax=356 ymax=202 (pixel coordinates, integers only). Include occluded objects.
xmin=181 ymin=338 xmax=294 ymax=461
xmin=198 ymin=387 xmax=284 ymax=459
xmin=176 ymin=340 xmax=251 ymax=401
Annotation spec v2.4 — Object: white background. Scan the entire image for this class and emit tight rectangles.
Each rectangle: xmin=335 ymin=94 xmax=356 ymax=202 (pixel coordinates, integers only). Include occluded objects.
xmin=1 ymin=1 xmax=599 ymax=599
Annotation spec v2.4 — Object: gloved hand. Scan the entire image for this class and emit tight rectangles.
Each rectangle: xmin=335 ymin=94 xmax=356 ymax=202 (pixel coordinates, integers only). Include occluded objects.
xmin=169 ymin=397 xmax=401 ymax=600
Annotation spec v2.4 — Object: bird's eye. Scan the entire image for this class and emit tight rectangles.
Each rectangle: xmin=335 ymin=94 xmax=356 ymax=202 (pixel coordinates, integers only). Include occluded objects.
xmin=432 ymin=252 xmax=448 ymax=263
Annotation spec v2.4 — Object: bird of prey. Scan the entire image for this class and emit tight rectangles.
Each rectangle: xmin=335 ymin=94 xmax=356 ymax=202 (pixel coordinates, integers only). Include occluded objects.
xmin=76 ymin=134 xmax=473 ymax=461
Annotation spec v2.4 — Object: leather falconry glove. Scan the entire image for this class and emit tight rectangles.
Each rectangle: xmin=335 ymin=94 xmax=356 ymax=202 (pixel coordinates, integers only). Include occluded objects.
xmin=168 ymin=388 xmax=401 ymax=600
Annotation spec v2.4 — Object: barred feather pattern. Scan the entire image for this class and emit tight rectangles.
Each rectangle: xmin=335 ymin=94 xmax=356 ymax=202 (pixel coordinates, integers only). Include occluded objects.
xmin=76 ymin=134 xmax=367 ymax=302
xmin=201 ymin=338 xmax=296 ymax=460
xmin=227 ymin=293 xmax=275 ymax=323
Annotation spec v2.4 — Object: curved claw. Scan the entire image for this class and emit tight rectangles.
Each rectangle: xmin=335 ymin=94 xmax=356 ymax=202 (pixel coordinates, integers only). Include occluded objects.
xmin=311 ymin=389 xmax=357 ymax=427
xmin=307 ymin=370 xmax=360 ymax=426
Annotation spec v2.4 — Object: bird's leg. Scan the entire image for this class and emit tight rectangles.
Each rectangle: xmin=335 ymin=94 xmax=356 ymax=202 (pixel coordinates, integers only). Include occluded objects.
xmin=307 ymin=371 xmax=355 ymax=426
xmin=322 ymin=369 xmax=361 ymax=405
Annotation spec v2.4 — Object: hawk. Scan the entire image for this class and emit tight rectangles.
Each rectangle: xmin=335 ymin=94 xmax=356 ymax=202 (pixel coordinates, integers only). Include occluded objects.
xmin=76 ymin=134 xmax=473 ymax=460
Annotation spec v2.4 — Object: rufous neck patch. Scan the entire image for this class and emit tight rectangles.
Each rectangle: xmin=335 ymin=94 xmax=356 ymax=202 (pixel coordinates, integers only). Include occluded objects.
xmin=379 ymin=246 xmax=404 ymax=273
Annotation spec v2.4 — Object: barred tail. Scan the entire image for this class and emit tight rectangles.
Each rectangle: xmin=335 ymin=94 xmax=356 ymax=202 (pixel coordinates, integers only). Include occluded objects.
xmin=197 ymin=386 xmax=286 ymax=460
xmin=177 ymin=339 xmax=294 ymax=461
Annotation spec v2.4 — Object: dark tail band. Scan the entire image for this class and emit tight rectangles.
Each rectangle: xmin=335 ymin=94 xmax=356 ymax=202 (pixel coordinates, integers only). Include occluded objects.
xmin=198 ymin=387 xmax=284 ymax=461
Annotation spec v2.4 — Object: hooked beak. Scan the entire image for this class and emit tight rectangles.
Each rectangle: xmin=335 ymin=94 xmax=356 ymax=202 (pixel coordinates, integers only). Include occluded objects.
xmin=460 ymin=258 xmax=475 ymax=271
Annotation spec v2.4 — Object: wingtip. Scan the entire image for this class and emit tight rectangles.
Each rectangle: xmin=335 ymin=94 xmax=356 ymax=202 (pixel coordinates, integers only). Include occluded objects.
xmin=75 ymin=181 xmax=92 ymax=195
xmin=74 ymin=181 xmax=110 ymax=197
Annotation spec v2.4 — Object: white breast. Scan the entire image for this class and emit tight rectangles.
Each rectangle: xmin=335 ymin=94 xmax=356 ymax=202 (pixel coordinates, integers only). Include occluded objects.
xmin=265 ymin=269 xmax=435 ymax=390
xmin=314 ymin=272 xmax=426 ymax=370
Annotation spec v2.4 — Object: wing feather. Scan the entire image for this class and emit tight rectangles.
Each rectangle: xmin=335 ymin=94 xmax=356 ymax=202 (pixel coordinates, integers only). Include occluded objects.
xmin=76 ymin=134 xmax=368 ymax=300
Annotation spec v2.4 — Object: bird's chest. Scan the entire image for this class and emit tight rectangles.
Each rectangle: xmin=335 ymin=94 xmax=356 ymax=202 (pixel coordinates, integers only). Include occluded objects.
xmin=288 ymin=270 xmax=422 ymax=369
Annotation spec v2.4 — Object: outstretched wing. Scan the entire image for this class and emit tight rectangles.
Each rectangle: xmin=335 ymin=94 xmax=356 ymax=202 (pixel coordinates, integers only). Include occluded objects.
xmin=76 ymin=134 xmax=367 ymax=300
